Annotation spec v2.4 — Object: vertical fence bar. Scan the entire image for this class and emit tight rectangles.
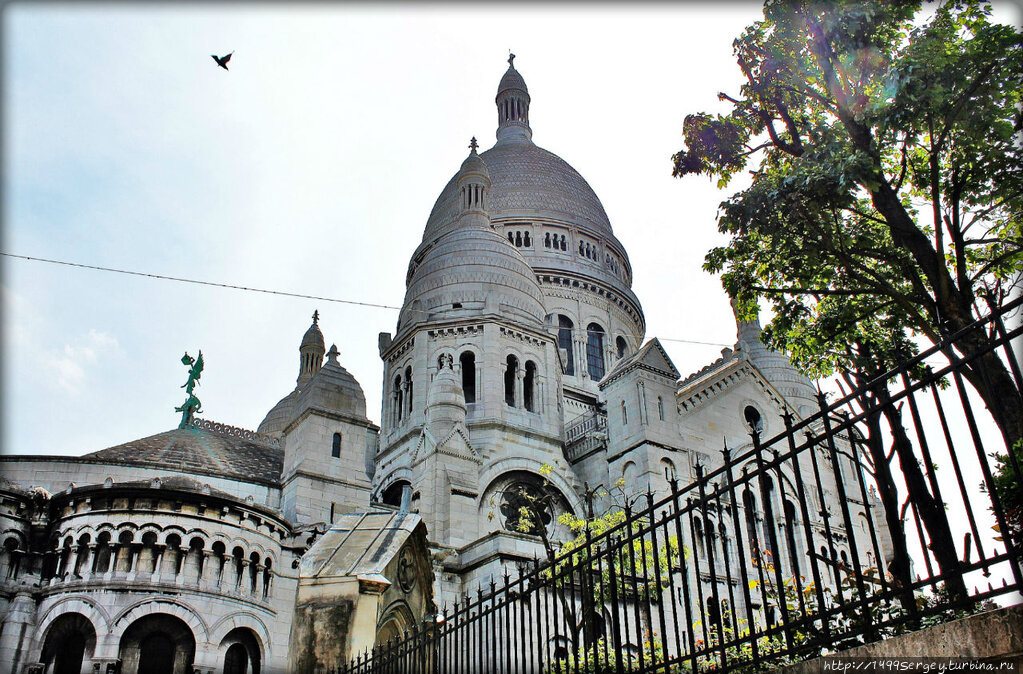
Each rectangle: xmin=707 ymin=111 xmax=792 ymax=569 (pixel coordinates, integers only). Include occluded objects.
xmin=646 ymin=492 xmax=672 ymax=672
xmin=753 ymin=429 xmax=793 ymax=653
xmin=818 ymin=400 xmax=874 ymax=640
xmin=722 ymin=447 xmax=760 ymax=670
xmin=695 ymin=467 xmax=724 ymax=670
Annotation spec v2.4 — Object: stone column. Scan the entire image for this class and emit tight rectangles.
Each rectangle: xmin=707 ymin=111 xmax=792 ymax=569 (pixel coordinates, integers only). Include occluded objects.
xmin=576 ymin=335 xmax=587 ymax=379
xmin=63 ymin=546 xmax=78 ymax=580
xmin=0 ymin=591 xmax=36 ymax=674
xmin=101 ymin=542 xmax=116 ymax=578
xmin=514 ymin=368 xmax=524 ymax=409
xmin=160 ymin=546 xmax=179 ymax=579
xmin=200 ymin=551 xmax=219 ymax=588
xmin=222 ymin=558 xmax=239 ymax=592
xmin=79 ymin=544 xmax=96 ymax=580
xmin=536 ymin=375 xmax=546 ymax=415
xmin=151 ymin=546 xmax=165 ymax=583
xmin=240 ymin=559 xmax=252 ymax=593
xmin=182 ymin=547 xmax=201 ymax=585
xmin=252 ymin=562 xmax=265 ymax=597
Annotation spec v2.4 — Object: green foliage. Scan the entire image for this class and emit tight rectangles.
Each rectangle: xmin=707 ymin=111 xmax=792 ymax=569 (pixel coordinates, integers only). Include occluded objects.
xmin=673 ymin=0 xmax=1023 ymax=380
xmin=553 ymin=508 xmax=683 ymax=604
xmin=988 ymin=439 xmax=1023 ymax=543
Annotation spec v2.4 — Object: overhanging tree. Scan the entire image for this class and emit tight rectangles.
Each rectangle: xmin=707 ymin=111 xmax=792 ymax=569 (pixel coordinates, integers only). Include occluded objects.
xmin=673 ymin=0 xmax=1023 ymax=451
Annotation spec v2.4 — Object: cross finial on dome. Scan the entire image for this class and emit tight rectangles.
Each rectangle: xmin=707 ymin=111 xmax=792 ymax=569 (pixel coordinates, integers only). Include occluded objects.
xmin=312 ymin=310 xmax=319 ymax=325
xmin=508 ymin=52 xmax=515 ymax=68
xmin=469 ymin=137 xmax=478 ymax=153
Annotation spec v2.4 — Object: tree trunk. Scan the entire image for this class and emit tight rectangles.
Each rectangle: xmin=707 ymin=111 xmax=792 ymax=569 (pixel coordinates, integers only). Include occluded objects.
xmin=860 ymin=400 xmax=918 ymax=614
xmin=874 ymin=384 xmax=970 ymax=603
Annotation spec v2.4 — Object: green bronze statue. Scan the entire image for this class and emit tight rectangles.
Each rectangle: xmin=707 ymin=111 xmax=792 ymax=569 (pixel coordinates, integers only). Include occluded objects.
xmin=176 ymin=351 xmax=204 ymax=428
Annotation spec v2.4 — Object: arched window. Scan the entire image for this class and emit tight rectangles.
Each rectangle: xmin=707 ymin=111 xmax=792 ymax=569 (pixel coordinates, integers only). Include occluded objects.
xmin=586 ymin=323 xmax=605 ymax=380
xmin=760 ymin=475 xmax=776 ymax=555
xmin=616 ymin=336 xmax=627 ymax=359
xmin=394 ymin=375 xmax=403 ymax=423
xmin=821 ymin=545 xmax=835 ymax=583
xmin=694 ymin=517 xmax=705 ymax=559
xmin=558 ymin=316 xmax=574 ymax=376
xmin=504 ymin=355 xmax=518 ymax=407
xmin=460 ymin=352 xmax=476 ymax=404
xmin=720 ymin=523 xmax=730 ymax=565
xmin=743 ymin=488 xmax=759 ymax=548
xmin=657 ymin=396 xmax=665 ymax=421
xmin=621 ymin=400 xmax=628 ymax=425
xmin=524 ymin=361 xmax=536 ymax=412
xmin=381 ymin=480 xmax=411 ymax=507
xmin=661 ymin=457 xmax=676 ymax=481
xmin=405 ymin=366 xmax=413 ymax=415
xmin=784 ymin=500 xmax=800 ymax=576
xmin=331 ymin=432 xmax=341 ymax=458
xmin=744 ymin=405 xmax=763 ymax=434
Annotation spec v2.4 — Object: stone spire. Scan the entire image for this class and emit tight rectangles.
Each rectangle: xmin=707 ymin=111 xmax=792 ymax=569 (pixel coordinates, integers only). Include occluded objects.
xmin=298 ymin=310 xmax=326 ymax=387
xmin=496 ymin=54 xmax=532 ymax=144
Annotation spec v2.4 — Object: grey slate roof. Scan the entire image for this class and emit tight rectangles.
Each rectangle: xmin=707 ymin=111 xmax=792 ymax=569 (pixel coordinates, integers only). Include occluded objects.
xmin=82 ymin=422 xmax=283 ymax=486
xmin=424 ymin=141 xmax=613 ymax=239
xmin=300 ymin=510 xmax=422 ymax=579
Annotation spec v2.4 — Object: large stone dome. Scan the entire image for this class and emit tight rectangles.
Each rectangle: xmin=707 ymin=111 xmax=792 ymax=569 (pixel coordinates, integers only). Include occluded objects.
xmin=398 ymin=224 xmax=547 ymax=333
xmin=423 ymin=142 xmax=613 ymax=240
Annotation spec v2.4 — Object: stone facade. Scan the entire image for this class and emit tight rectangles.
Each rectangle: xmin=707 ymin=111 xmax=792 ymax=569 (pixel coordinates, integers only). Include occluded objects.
xmin=0 ymin=57 xmax=888 ymax=674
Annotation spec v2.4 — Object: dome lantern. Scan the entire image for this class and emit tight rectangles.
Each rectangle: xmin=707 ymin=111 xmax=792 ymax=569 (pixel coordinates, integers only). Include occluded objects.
xmin=496 ymin=53 xmax=532 ymax=144
xmin=298 ymin=310 xmax=325 ymax=387
xmin=457 ymin=137 xmax=491 ymax=219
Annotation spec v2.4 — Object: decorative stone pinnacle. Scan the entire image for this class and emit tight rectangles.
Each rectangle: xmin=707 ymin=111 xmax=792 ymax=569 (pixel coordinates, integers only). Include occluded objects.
xmin=312 ymin=309 xmax=319 ymax=325
xmin=469 ymin=137 xmax=478 ymax=152
xmin=508 ymin=52 xmax=515 ymax=68
xmin=327 ymin=344 xmax=339 ymax=363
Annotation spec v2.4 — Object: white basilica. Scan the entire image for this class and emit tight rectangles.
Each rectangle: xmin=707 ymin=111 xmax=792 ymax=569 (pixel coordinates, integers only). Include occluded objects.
xmin=0 ymin=58 xmax=876 ymax=674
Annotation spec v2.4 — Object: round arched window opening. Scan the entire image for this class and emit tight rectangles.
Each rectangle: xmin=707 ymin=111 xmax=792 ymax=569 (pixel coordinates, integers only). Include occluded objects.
xmin=500 ymin=481 xmax=553 ymax=535
xmin=743 ymin=405 xmax=764 ymax=434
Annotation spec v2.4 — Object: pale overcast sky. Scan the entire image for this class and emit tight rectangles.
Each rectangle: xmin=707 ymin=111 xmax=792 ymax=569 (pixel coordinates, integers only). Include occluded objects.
xmin=4 ymin=3 xmax=774 ymax=457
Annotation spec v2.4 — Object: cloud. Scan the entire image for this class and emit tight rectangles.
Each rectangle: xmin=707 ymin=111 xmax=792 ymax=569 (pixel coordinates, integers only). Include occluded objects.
xmin=44 ymin=330 xmax=121 ymax=394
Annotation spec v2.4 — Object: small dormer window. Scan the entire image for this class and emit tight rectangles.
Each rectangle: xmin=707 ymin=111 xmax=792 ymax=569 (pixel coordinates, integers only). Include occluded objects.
xmin=331 ymin=432 xmax=341 ymax=458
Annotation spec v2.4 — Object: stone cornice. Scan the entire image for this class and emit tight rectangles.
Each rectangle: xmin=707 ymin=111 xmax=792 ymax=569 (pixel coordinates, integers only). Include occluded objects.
xmin=536 ymin=271 xmax=644 ymax=330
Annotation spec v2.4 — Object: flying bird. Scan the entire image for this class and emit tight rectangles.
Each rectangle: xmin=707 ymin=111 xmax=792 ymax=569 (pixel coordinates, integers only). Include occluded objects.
xmin=211 ymin=51 xmax=234 ymax=71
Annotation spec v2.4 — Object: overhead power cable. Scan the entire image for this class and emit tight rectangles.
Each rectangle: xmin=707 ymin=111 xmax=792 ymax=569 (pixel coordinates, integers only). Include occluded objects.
xmin=2 ymin=252 xmax=402 ymax=311
xmin=659 ymin=337 xmax=731 ymax=348
xmin=4 ymin=251 xmax=733 ymax=347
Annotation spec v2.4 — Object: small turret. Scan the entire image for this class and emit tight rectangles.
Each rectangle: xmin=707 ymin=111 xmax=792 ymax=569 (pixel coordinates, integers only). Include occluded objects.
xmin=731 ymin=300 xmax=818 ymax=416
xmin=496 ymin=53 xmax=531 ymax=144
xmin=456 ymin=138 xmax=492 ymax=230
xmin=425 ymin=353 xmax=466 ymax=437
xmin=298 ymin=310 xmax=325 ymax=387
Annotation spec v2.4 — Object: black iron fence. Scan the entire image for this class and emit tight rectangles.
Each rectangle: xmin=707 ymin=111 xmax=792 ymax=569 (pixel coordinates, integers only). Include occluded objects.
xmin=341 ymin=300 xmax=1023 ymax=673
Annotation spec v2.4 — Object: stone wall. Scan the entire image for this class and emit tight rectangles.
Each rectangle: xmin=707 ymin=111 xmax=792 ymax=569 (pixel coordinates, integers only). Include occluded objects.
xmin=783 ymin=604 xmax=1023 ymax=674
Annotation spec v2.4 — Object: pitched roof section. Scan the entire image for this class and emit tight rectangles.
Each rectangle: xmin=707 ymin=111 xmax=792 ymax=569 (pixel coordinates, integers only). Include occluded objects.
xmin=82 ymin=420 xmax=283 ymax=486
xmin=300 ymin=510 xmax=423 ymax=579
xmin=600 ymin=338 xmax=680 ymax=388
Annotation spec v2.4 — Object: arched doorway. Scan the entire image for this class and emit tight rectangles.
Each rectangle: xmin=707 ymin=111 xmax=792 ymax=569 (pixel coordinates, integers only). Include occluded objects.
xmin=375 ymin=602 xmax=414 ymax=648
xmin=220 ymin=626 xmax=262 ymax=674
xmin=40 ymin=613 xmax=96 ymax=674
xmin=118 ymin=613 xmax=195 ymax=674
